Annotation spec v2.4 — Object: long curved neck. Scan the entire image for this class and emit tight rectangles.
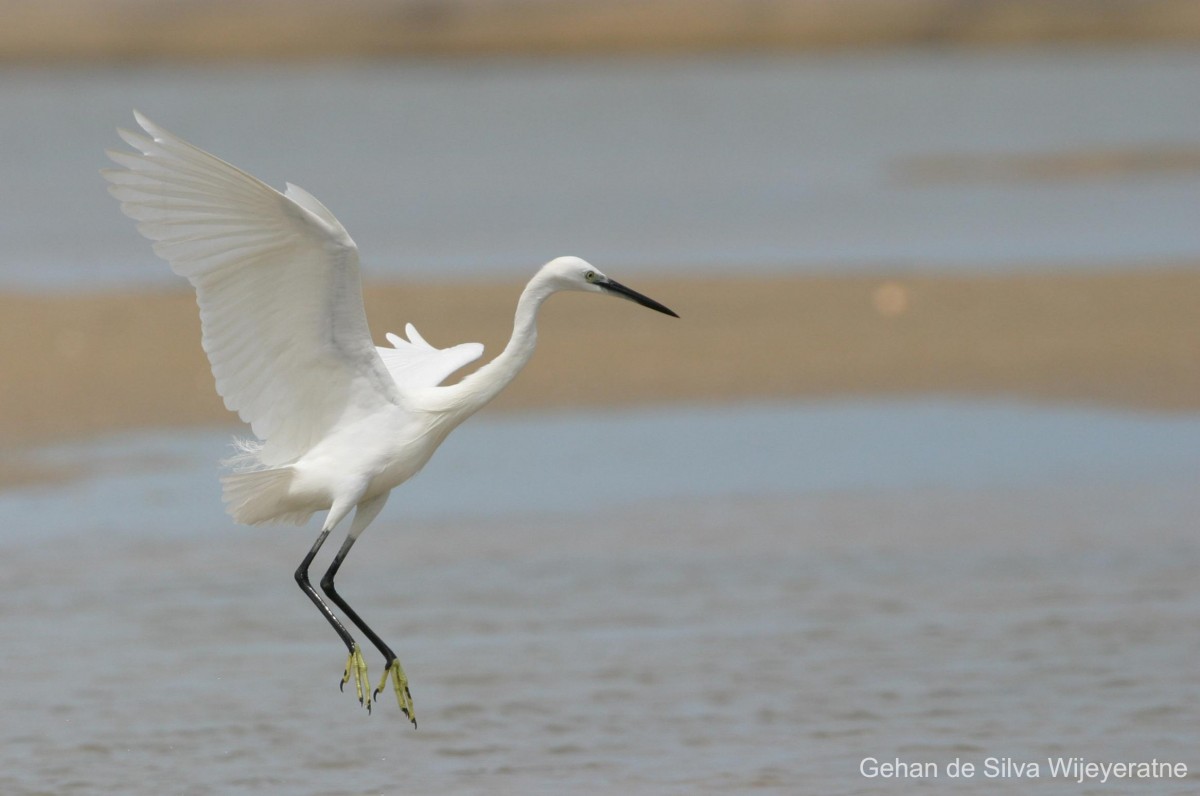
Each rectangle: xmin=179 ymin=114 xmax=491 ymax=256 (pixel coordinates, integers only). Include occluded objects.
xmin=442 ymin=273 xmax=555 ymax=418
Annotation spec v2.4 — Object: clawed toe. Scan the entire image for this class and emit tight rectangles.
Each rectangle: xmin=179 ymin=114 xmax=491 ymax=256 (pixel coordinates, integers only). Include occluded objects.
xmin=335 ymin=645 xmax=415 ymax=725
xmin=376 ymin=658 xmax=417 ymax=728
xmin=340 ymin=644 xmax=371 ymax=711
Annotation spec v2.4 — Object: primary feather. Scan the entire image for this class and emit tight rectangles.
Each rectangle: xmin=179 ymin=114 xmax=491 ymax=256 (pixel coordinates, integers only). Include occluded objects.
xmin=102 ymin=112 xmax=482 ymax=474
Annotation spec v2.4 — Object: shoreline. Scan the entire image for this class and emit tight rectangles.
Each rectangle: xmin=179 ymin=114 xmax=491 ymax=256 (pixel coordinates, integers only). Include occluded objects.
xmin=4 ymin=1 xmax=1200 ymax=61
xmin=3 ymin=268 xmax=1199 ymax=452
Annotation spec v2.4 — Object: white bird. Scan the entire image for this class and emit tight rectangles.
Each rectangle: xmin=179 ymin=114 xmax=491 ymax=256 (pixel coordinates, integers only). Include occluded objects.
xmin=102 ymin=112 xmax=677 ymax=726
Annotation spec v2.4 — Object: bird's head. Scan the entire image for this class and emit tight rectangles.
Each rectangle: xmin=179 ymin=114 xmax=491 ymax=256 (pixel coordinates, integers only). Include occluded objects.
xmin=540 ymin=256 xmax=679 ymax=318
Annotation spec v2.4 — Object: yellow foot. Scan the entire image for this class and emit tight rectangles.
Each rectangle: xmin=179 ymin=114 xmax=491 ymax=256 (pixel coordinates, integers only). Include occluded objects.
xmin=340 ymin=644 xmax=371 ymax=712
xmin=375 ymin=658 xmax=417 ymax=727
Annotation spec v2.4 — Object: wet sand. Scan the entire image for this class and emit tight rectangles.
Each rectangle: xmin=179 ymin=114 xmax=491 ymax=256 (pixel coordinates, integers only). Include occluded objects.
xmin=6 ymin=0 xmax=1200 ymax=60
xmin=4 ymin=268 xmax=1200 ymax=451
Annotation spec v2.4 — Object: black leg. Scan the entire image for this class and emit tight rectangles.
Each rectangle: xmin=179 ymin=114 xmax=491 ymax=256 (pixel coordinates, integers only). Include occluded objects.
xmin=303 ymin=495 xmax=413 ymax=724
xmin=295 ymin=528 xmax=357 ymax=653
xmin=296 ymin=527 xmax=374 ymax=710
xmin=321 ymin=533 xmax=417 ymax=726
xmin=320 ymin=533 xmax=397 ymax=664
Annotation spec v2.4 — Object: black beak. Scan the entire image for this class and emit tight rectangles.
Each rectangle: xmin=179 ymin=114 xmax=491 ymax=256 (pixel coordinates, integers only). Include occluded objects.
xmin=601 ymin=278 xmax=679 ymax=318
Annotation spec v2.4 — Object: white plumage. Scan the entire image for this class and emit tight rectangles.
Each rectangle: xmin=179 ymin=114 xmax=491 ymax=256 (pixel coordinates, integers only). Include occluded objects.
xmin=107 ymin=114 xmax=400 ymax=467
xmin=378 ymin=324 xmax=484 ymax=391
xmin=102 ymin=112 xmax=677 ymax=722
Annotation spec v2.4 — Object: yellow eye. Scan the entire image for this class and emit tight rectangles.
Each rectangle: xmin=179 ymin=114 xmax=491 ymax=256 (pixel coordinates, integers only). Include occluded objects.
xmin=585 ymin=270 xmax=596 ymax=282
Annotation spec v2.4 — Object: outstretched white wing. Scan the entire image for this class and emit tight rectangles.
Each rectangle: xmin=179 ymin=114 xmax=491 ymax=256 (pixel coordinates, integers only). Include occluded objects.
xmin=103 ymin=112 xmax=400 ymax=466
xmin=377 ymin=323 xmax=484 ymax=389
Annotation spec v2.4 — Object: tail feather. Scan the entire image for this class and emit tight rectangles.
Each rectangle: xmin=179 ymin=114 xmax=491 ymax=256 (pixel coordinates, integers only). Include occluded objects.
xmin=220 ymin=466 xmax=313 ymax=526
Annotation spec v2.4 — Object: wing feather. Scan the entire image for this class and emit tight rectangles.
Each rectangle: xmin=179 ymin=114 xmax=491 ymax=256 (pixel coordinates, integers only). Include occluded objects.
xmin=377 ymin=324 xmax=484 ymax=389
xmin=103 ymin=112 xmax=399 ymax=466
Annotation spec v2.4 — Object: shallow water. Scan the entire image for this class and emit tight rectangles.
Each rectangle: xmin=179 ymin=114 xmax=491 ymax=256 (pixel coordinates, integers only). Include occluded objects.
xmin=4 ymin=49 xmax=1200 ymax=290
xmin=1 ymin=401 xmax=1197 ymax=794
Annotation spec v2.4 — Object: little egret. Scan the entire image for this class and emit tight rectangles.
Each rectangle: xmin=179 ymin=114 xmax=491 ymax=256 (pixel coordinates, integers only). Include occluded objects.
xmin=103 ymin=112 xmax=677 ymax=726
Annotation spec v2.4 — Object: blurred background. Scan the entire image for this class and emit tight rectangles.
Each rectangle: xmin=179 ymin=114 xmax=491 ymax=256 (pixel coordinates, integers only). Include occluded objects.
xmin=2 ymin=2 xmax=1198 ymax=794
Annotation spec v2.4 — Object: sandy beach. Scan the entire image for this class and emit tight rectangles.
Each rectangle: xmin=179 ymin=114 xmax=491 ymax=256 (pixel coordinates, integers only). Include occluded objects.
xmin=5 ymin=0 xmax=1200 ymax=60
xmin=4 ymin=268 xmax=1199 ymax=453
